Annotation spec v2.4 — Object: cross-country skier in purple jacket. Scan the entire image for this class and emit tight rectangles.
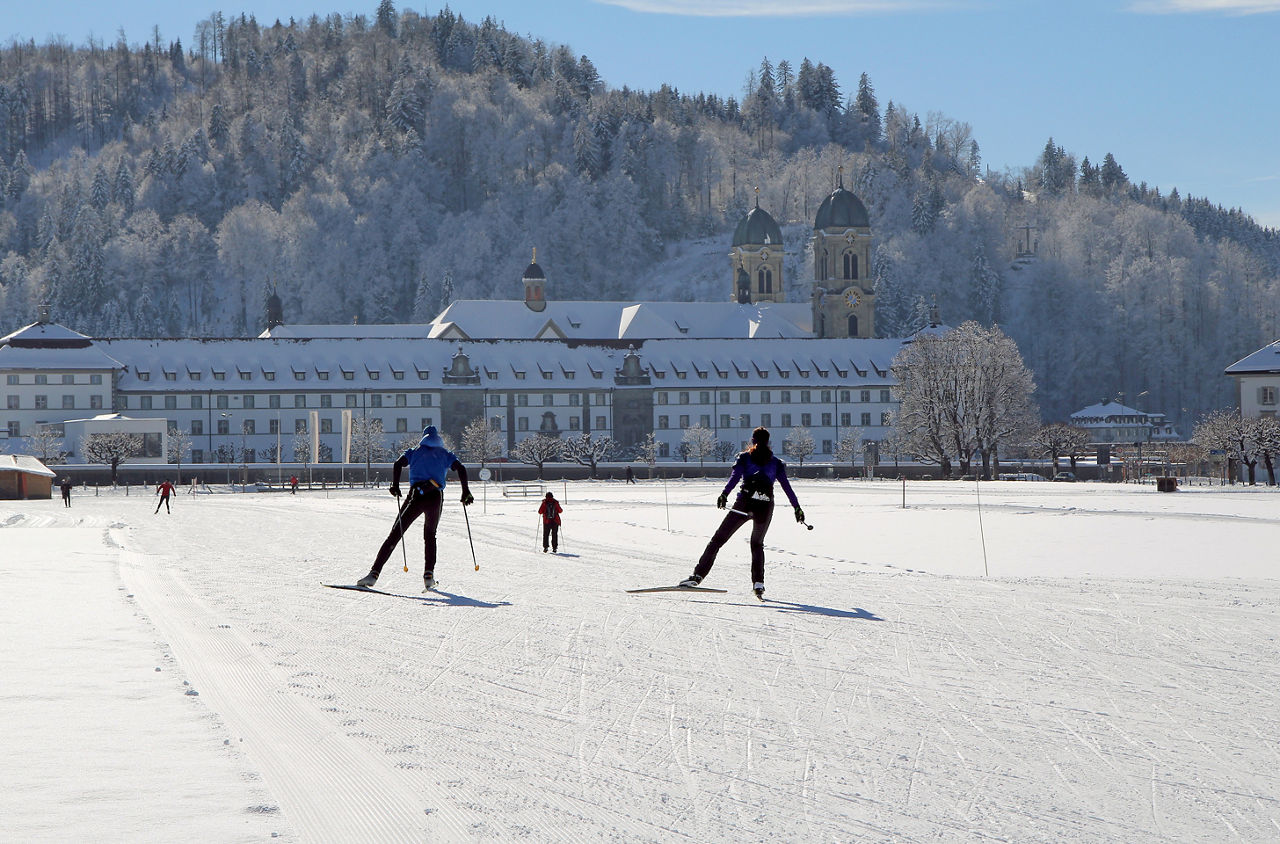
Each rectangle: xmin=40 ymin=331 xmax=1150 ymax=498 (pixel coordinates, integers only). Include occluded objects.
xmin=680 ymin=427 xmax=803 ymax=599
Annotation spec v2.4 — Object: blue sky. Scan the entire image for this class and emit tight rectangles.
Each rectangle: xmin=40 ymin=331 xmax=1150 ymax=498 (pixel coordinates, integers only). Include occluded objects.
xmin=8 ymin=1 xmax=1280 ymax=226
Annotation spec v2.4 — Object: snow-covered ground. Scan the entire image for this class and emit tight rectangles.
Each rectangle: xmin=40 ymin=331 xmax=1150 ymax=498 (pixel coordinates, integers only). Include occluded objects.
xmin=3 ymin=478 xmax=1278 ymax=843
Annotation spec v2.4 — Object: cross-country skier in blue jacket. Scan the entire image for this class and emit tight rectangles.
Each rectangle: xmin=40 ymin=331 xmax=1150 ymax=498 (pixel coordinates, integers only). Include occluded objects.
xmin=679 ymin=427 xmax=803 ymax=599
xmin=358 ymin=426 xmax=473 ymax=591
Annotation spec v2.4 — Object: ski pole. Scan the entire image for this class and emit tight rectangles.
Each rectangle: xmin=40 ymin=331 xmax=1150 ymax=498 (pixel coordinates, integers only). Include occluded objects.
xmin=463 ymin=499 xmax=478 ymax=571
xmin=800 ymin=520 xmax=815 ymax=531
xmin=395 ymin=490 xmax=409 ymax=572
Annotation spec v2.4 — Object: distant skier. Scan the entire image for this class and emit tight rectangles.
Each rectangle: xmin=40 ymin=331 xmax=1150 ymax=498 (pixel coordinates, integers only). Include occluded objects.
xmin=154 ymin=479 xmax=175 ymax=514
xmin=625 ymin=466 xmax=636 ymax=484
xmin=679 ymin=427 xmax=803 ymax=599
xmin=538 ymin=492 xmax=563 ymax=553
xmin=290 ymin=475 xmax=298 ymax=494
xmin=357 ymin=426 xmax=473 ymax=591
xmin=59 ymin=477 xmax=73 ymax=507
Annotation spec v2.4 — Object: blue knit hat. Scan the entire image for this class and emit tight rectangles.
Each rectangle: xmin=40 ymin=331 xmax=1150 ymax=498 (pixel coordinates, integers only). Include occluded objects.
xmin=421 ymin=425 xmax=444 ymax=448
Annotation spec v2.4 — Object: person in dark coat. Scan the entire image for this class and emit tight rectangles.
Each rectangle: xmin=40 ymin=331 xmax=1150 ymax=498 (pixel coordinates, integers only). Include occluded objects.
xmin=59 ymin=477 xmax=73 ymax=507
xmin=357 ymin=426 xmax=473 ymax=591
xmin=680 ymin=427 xmax=803 ymax=599
xmin=538 ymin=492 xmax=563 ymax=553
xmin=624 ymin=466 xmax=636 ymax=484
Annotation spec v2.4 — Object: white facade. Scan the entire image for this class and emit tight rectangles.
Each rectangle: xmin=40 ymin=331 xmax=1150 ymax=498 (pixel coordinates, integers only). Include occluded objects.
xmin=1226 ymin=339 xmax=1280 ymax=419
xmin=2 ymin=318 xmax=902 ymax=468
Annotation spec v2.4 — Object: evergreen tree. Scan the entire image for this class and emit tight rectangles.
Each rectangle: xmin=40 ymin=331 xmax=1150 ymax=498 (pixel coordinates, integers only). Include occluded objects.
xmin=854 ymin=72 xmax=881 ymax=144
xmin=1100 ymin=152 xmax=1128 ymax=193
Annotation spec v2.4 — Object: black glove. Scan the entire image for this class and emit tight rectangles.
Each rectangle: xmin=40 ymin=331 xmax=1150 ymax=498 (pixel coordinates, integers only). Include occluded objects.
xmin=461 ymin=490 xmax=474 ymax=506
xmin=716 ymin=493 xmax=728 ymax=509
xmin=794 ymin=506 xmax=805 ymax=523
xmin=390 ymin=484 xmax=401 ymax=498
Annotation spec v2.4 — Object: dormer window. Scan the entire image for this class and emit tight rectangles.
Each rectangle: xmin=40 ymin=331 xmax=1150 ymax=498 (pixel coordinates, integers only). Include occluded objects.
xmin=294 ymin=370 xmax=306 ymax=381
xmin=417 ymin=368 xmax=430 ymax=380
xmin=137 ymin=371 xmax=150 ymax=381
xmin=164 ymin=370 xmax=177 ymax=381
xmin=263 ymin=370 xmax=276 ymax=381
xmin=317 ymin=370 xmax=330 ymax=381
xmin=392 ymin=369 xmax=405 ymax=381
xmin=213 ymin=370 xmax=226 ymax=381
xmin=341 ymin=368 xmax=354 ymax=381
xmin=367 ymin=370 xmax=380 ymax=380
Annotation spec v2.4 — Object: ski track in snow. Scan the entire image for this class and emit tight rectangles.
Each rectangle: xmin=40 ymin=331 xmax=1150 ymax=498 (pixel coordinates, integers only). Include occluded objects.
xmin=19 ymin=482 xmax=1280 ymax=842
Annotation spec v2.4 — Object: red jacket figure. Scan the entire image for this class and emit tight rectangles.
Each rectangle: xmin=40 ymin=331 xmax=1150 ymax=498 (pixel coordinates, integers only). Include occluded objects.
xmin=538 ymin=492 xmax=562 ymax=553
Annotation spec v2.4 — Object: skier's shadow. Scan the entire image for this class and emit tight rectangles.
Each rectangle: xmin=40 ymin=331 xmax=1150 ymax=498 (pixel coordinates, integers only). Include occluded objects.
xmin=746 ymin=599 xmax=882 ymax=621
xmin=333 ymin=587 xmax=511 ymax=608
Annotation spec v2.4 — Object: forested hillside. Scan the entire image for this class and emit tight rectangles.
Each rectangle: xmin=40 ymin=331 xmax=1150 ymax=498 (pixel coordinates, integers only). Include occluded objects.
xmin=0 ymin=2 xmax=1276 ymax=427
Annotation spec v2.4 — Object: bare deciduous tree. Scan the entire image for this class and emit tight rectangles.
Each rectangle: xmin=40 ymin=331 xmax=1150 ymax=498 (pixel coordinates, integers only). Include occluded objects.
xmin=511 ymin=433 xmax=562 ymax=480
xmin=81 ymin=431 xmax=142 ymax=483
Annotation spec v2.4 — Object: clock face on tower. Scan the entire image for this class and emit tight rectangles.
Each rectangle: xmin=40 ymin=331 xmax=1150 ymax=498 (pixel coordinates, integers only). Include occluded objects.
xmin=843 ymin=288 xmax=861 ymax=309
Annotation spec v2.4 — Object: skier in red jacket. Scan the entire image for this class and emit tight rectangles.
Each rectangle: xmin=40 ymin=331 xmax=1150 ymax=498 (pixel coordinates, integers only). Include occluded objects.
xmin=154 ymin=480 xmax=176 ymax=514
xmin=538 ymin=492 xmax=563 ymax=553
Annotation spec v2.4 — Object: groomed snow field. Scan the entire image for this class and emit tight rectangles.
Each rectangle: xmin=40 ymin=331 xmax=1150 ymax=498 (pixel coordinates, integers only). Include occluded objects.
xmin=2 ymin=477 xmax=1277 ymax=842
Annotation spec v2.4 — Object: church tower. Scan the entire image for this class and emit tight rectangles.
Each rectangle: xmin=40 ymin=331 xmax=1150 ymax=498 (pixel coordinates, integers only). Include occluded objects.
xmin=523 ymin=248 xmax=547 ymax=312
xmin=729 ymin=188 xmax=785 ymax=305
xmin=811 ymin=167 xmax=875 ymax=338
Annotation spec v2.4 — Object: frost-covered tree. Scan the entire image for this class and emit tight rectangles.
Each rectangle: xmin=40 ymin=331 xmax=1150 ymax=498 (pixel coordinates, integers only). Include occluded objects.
xmin=680 ymin=423 xmax=717 ymax=468
xmin=832 ymin=429 xmax=864 ymax=470
xmin=25 ymin=426 xmax=65 ymax=463
xmin=81 ymin=431 xmax=142 ymax=483
xmin=460 ymin=416 xmax=504 ymax=467
xmin=782 ymin=426 xmax=815 ymax=465
xmin=512 ymin=433 xmax=562 ymax=480
xmin=349 ymin=416 xmax=387 ymax=485
xmin=166 ymin=426 xmax=192 ymax=483
xmin=1029 ymin=423 xmax=1091 ymax=475
xmin=561 ymin=431 xmax=619 ymax=478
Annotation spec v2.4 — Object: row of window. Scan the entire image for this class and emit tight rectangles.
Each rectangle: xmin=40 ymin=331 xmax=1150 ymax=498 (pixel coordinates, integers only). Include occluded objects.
xmin=7 ymin=394 xmax=106 ymax=410
xmin=113 ymin=391 xmax=618 ymax=411
xmin=135 ymin=367 xmax=426 ymax=383
xmin=656 ymin=389 xmax=892 ymax=405
xmin=184 ymin=412 xmax=613 ymax=438
xmin=118 ymin=393 xmax=438 ymax=411
xmin=656 ymin=411 xmax=891 ymax=430
xmin=6 ymin=374 xmax=104 ymax=385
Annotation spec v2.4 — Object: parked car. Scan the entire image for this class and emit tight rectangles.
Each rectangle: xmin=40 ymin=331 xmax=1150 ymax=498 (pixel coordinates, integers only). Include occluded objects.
xmin=1053 ymin=472 xmax=1077 ymax=482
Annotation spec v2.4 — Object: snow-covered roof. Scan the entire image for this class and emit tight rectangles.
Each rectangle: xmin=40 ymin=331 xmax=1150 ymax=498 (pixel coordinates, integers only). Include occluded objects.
xmin=0 ymin=454 xmax=57 ymax=478
xmin=93 ymin=336 xmax=905 ymax=393
xmin=263 ymin=300 xmax=815 ymax=342
xmin=1225 ymin=339 xmax=1280 ymax=375
xmin=0 ymin=321 xmax=94 ymax=347
xmin=0 ymin=322 xmax=126 ymax=371
xmin=1071 ymin=401 xmax=1164 ymax=423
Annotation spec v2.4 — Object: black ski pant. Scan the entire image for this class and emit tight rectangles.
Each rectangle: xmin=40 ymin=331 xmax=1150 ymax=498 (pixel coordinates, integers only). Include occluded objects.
xmin=155 ymin=495 xmax=170 ymax=514
xmin=693 ymin=494 xmax=773 ymax=584
xmin=370 ymin=487 xmax=443 ymax=578
xmin=542 ymin=522 xmax=559 ymax=551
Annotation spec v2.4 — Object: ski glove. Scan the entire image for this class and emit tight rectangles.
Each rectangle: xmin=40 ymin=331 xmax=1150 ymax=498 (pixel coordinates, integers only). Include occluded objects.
xmin=390 ymin=484 xmax=402 ymax=498
xmin=794 ymin=506 xmax=805 ymax=523
xmin=716 ymin=493 xmax=728 ymax=509
xmin=460 ymin=490 xmax=475 ymax=506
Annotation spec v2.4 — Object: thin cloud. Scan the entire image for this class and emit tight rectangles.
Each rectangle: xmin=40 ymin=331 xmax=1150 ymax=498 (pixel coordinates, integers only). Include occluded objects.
xmin=589 ymin=0 xmax=947 ymax=16
xmin=1128 ymin=0 xmax=1280 ymax=13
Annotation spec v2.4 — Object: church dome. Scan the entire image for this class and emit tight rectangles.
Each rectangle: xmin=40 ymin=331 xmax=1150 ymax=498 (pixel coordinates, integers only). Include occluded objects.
xmin=814 ymin=184 xmax=870 ymax=230
xmin=732 ymin=204 xmax=783 ymax=247
xmin=522 ymin=261 xmax=546 ymax=280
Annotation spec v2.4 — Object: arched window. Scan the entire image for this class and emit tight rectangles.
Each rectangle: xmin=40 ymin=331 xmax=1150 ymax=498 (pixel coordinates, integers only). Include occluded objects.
xmin=757 ymin=268 xmax=773 ymax=294
xmin=820 ymin=252 xmax=828 ymax=279
xmin=847 ymin=314 xmax=859 ymax=337
xmin=843 ymin=252 xmax=859 ymax=280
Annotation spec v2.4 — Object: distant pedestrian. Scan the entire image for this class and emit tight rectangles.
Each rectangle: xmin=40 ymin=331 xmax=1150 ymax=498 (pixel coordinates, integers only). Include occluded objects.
xmin=679 ymin=427 xmax=803 ymax=599
xmin=356 ymin=426 xmax=473 ymax=591
xmin=290 ymin=475 xmax=298 ymax=494
xmin=59 ymin=477 xmax=73 ymax=507
xmin=538 ymin=492 xmax=563 ymax=553
xmin=625 ymin=466 xmax=636 ymax=484
xmin=155 ymin=479 xmax=175 ymax=514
